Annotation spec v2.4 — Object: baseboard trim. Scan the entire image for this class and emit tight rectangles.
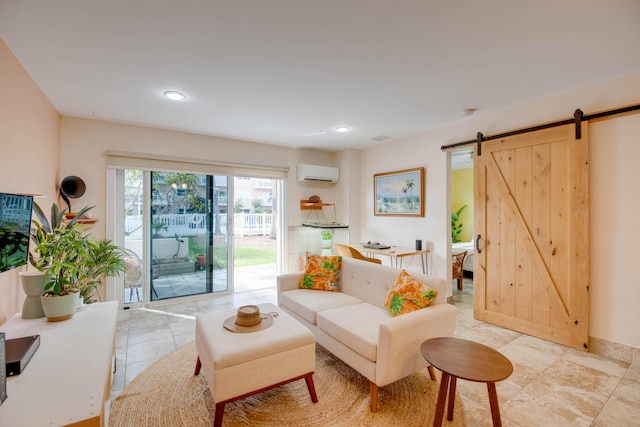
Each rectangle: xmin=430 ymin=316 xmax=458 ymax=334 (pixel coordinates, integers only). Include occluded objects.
xmin=589 ymin=335 xmax=639 ymax=365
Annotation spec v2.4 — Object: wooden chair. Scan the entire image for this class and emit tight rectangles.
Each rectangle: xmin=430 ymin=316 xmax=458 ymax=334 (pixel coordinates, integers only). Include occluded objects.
xmin=452 ymin=250 xmax=468 ymax=290
xmin=335 ymin=244 xmax=382 ymax=264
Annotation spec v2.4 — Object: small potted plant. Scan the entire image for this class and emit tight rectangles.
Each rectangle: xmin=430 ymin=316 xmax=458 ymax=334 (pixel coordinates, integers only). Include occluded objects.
xmin=30 ymin=203 xmax=126 ymax=321
xmin=195 ymin=253 xmax=206 ymax=269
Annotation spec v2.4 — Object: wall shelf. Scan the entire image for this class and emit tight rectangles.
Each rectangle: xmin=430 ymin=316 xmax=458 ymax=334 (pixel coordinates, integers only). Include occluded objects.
xmin=62 ymin=218 xmax=98 ymax=225
xmin=300 ymin=199 xmax=334 ymax=210
xmin=76 ymin=219 xmax=98 ymax=224
xmin=302 ymin=223 xmax=348 ymax=229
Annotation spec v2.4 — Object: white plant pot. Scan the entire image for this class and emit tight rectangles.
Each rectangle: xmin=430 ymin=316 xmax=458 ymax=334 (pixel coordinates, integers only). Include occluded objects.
xmin=19 ymin=270 xmax=46 ymax=319
xmin=41 ymin=292 xmax=78 ymax=322
xmin=321 ymin=239 xmax=333 ymax=256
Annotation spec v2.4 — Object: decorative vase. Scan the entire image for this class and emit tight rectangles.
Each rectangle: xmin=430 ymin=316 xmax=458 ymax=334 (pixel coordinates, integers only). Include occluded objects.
xmin=19 ymin=270 xmax=46 ymax=319
xmin=41 ymin=292 xmax=78 ymax=322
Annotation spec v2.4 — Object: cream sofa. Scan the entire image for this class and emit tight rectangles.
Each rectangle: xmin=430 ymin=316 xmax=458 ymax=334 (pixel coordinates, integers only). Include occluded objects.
xmin=277 ymin=257 xmax=457 ymax=411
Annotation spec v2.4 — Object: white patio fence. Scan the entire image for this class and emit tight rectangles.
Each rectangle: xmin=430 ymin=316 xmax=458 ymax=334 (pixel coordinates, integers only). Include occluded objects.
xmin=124 ymin=213 xmax=272 ymax=239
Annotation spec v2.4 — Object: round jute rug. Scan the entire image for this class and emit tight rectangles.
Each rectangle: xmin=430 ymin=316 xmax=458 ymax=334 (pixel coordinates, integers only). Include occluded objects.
xmin=110 ymin=341 xmax=465 ymax=426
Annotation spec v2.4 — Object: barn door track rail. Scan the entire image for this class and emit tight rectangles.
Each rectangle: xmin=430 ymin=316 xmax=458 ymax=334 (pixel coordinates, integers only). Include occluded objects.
xmin=441 ymin=103 xmax=640 ymax=155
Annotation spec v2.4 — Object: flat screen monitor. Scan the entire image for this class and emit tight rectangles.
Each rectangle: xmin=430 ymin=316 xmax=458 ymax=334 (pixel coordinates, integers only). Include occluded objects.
xmin=0 ymin=193 xmax=34 ymax=273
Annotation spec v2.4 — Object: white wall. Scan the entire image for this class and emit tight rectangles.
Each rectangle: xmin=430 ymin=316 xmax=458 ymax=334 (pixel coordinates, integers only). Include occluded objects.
xmin=361 ymin=136 xmax=448 ymax=277
xmin=360 ymin=72 xmax=640 ymax=349
xmin=0 ymin=37 xmax=60 ymax=324
xmin=590 ymin=114 xmax=640 ymax=348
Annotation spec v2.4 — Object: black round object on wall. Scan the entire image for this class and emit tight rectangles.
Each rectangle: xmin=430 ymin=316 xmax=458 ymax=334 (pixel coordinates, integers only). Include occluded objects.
xmin=60 ymin=176 xmax=86 ymax=212
xmin=60 ymin=176 xmax=86 ymax=198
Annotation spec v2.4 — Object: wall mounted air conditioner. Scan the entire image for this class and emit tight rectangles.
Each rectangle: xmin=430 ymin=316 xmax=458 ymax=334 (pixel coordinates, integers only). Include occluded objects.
xmin=297 ymin=164 xmax=340 ymax=183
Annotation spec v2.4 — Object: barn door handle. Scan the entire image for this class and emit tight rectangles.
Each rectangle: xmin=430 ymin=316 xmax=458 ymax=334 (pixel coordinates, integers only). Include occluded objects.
xmin=475 ymin=234 xmax=482 ymax=254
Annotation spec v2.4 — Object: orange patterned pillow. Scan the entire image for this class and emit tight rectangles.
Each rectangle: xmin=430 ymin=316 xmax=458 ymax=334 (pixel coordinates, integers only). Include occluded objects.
xmin=384 ymin=270 xmax=438 ymax=316
xmin=299 ymin=253 xmax=342 ymax=291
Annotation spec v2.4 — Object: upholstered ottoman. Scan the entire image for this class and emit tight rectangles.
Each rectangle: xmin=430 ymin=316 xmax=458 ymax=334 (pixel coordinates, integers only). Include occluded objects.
xmin=194 ymin=303 xmax=317 ymax=426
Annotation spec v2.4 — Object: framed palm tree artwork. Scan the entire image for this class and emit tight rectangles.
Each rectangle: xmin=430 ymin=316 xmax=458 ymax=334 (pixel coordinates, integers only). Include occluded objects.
xmin=374 ymin=167 xmax=424 ymax=216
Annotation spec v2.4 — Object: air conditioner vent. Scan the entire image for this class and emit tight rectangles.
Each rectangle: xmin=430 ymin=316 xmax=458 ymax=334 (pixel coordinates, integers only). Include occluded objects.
xmin=297 ymin=164 xmax=339 ymax=183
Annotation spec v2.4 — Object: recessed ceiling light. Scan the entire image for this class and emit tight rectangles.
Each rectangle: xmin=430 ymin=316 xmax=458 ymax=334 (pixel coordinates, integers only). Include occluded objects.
xmin=334 ymin=126 xmax=351 ymax=133
xmin=164 ymin=90 xmax=186 ymax=101
xmin=304 ymin=131 xmax=327 ymax=137
xmin=460 ymin=108 xmax=477 ymax=116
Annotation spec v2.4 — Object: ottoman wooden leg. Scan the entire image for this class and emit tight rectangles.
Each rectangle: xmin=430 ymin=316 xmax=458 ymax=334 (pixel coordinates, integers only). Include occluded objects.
xmin=305 ymin=374 xmax=318 ymax=403
xmin=194 ymin=356 xmax=202 ymax=375
xmin=214 ymin=403 xmax=225 ymax=427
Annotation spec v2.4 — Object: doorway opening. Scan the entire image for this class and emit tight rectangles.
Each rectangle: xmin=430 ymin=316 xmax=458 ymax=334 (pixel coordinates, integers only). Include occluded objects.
xmin=450 ymin=148 xmax=474 ymax=299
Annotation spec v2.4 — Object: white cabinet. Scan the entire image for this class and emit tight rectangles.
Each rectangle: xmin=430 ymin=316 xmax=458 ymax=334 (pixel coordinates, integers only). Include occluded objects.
xmin=0 ymin=302 xmax=117 ymax=427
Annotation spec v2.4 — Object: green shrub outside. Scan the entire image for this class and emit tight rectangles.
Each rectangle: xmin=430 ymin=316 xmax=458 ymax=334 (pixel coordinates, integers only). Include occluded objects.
xmin=189 ymin=240 xmax=276 ymax=268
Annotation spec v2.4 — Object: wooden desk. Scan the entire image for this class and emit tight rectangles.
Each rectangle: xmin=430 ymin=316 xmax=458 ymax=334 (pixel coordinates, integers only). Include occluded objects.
xmin=0 ymin=302 xmax=117 ymax=427
xmin=353 ymin=244 xmax=429 ymax=273
xmin=421 ymin=337 xmax=513 ymax=427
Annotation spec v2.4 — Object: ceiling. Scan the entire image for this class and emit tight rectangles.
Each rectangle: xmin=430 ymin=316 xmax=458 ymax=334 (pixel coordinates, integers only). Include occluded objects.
xmin=451 ymin=148 xmax=473 ymax=170
xmin=1 ymin=1 xmax=639 ymax=152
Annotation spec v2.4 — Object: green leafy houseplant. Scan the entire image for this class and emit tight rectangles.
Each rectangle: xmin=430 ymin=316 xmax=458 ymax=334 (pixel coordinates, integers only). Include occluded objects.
xmin=321 ymin=230 xmax=332 ymax=240
xmin=30 ymin=203 xmax=126 ymax=303
xmin=451 ymin=204 xmax=468 ymax=243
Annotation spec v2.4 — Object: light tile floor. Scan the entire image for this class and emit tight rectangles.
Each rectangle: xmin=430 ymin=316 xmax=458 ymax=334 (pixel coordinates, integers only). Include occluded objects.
xmin=112 ymin=274 xmax=640 ymax=426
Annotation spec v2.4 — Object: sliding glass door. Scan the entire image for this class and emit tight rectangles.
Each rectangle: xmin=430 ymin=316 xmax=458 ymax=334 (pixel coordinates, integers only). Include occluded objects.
xmin=114 ymin=165 xmax=282 ymax=307
xmin=149 ymin=172 xmax=229 ymax=301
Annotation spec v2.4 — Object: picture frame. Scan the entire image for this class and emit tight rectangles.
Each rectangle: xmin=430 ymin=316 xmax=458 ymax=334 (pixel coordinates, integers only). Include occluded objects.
xmin=374 ymin=167 xmax=424 ymax=216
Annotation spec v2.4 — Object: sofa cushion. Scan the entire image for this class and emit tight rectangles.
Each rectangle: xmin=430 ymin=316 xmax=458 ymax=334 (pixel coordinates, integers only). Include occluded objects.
xmin=298 ymin=253 xmax=342 ymax=291
xmin=279 ymin=289 xmax=362 ymax=325
xmin=317 ymin=303 xmax=391 ymax=362
xmin=384 ymin=270 xmax=438 ymax=316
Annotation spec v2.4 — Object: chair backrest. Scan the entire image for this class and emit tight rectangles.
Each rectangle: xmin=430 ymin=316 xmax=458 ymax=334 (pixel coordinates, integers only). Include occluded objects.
xmin=452 ymin=250 xmax=467 ymax=276
xmin=335 ymin=243 xmax=382 ymax=264
xmin=334 ymin=243 xmax=351 ymax=258
xmin=123 ymin=249 xmax=143 ymax=289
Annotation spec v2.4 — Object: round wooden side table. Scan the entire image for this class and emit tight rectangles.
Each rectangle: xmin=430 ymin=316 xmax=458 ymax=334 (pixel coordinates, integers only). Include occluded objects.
xmin=421 ymin=337 xmax=513 ymax=427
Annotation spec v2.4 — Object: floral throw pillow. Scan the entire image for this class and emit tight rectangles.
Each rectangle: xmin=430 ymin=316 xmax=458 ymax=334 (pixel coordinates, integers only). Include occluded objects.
xmin=384 ymin=270 xmax=438 ymax=316
xmin=298 ymin=252 xmax=342 ymax=292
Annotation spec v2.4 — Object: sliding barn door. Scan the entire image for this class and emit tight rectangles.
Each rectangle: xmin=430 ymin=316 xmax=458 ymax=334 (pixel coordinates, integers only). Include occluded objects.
xmin=474 ymin=124 xmax=589 ymax=350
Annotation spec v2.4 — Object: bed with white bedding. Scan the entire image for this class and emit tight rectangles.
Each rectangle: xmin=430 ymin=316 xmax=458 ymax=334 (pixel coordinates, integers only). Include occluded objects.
xmin=452 ymin=240 xmax=474 ymax=273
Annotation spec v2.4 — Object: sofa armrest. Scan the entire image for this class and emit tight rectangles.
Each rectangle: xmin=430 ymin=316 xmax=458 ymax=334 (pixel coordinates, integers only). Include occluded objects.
xmin=277 ymin=273 xmax=302 ymax=294
xmin=376 ymin=303 xmax=457 ymax=386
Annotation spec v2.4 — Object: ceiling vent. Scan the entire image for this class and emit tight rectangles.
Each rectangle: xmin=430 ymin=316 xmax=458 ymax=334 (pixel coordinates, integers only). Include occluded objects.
xmin=297 ymin=164 xmax=339 ymax=183
xmin=371 ymin=135 xmax=391 ymax=141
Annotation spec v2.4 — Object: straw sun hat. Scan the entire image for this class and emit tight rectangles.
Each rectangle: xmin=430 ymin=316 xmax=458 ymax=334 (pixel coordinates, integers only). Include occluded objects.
xmin=223 ymin=305 xmax=274 ymax=333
